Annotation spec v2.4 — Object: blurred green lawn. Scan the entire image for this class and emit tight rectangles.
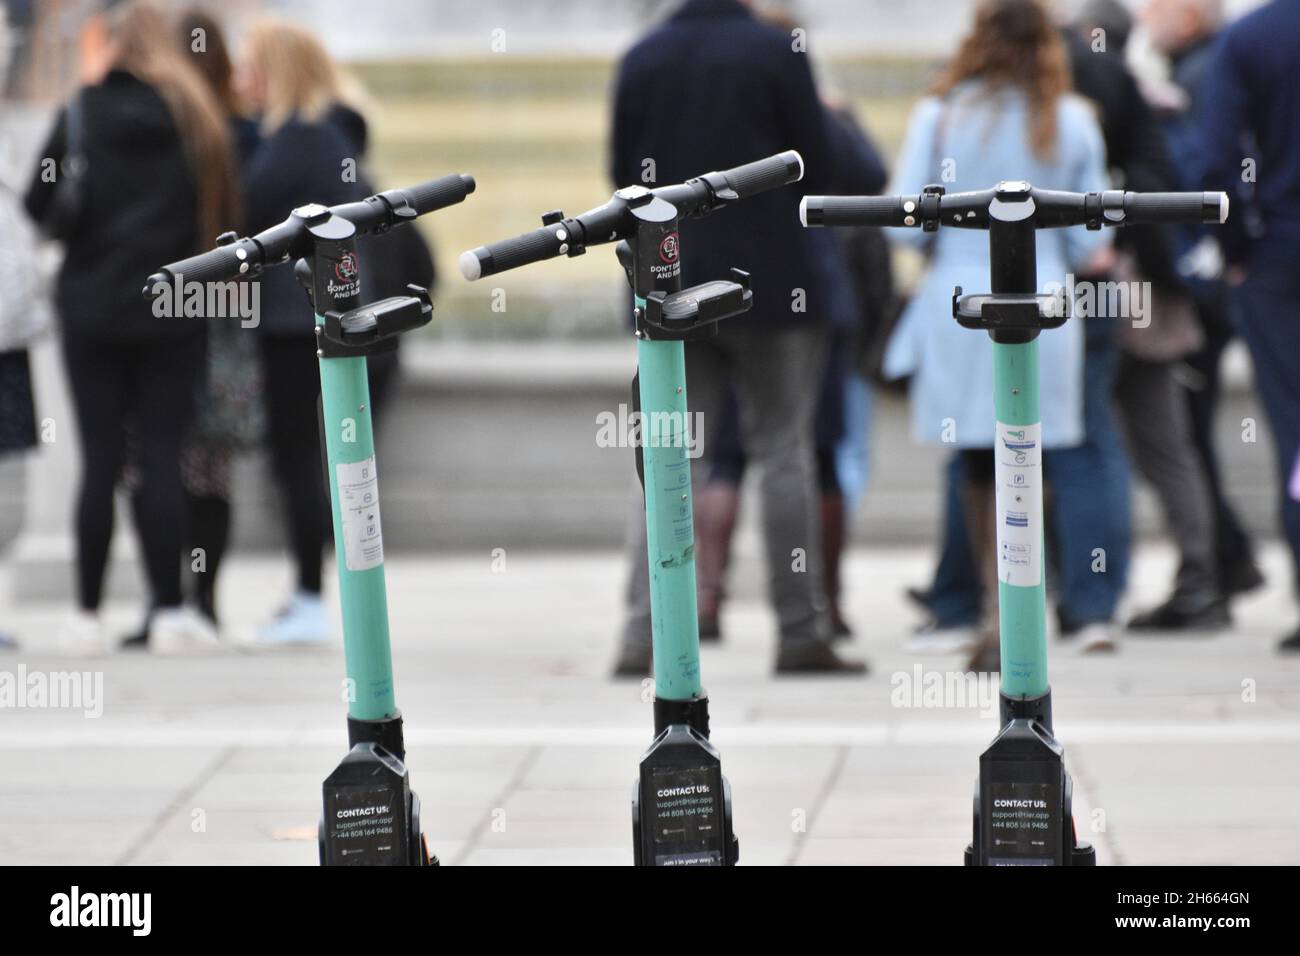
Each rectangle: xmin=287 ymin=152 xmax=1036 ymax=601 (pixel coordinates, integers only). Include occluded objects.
xmin=351 ymin=57 xmax=931 ymax=338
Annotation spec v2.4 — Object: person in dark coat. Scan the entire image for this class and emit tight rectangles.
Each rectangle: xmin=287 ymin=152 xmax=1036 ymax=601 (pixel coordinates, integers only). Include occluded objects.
xmin=1068 ymin=1 xmax=1231 ymax=634
xmin=693 ymin=101 xmax=888 ymax=643
xmin=24 ymin=0 xmax=237 ymax=655
xmin=1141 ymin=0 xmax=1265 ymax=610
xmin=610 ymin=0 xmax=864 ymax=675
xmin=236 ymin=19 xmax=369 ymax=645
xmin=1195 ymin=0 xmax=1300 ymax=652
xmin=119 ymin=8 xmax=265 ymax=649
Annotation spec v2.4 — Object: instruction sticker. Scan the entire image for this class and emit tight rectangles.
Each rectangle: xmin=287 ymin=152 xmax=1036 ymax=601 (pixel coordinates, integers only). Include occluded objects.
xmin=995 ymin=421 xmax=1042 ymax=587
xmin=985 ymin=780 xmax=1059 ymax=865
xmin=336 ymin=456 xmax=384 ymax=572
xmin=645 ymin=426 xmax=695 ymax=568
xmin=324 ymin=784 xmax=400 ymax=864
xmin=650 ymin=766 xmax=724 ymax=866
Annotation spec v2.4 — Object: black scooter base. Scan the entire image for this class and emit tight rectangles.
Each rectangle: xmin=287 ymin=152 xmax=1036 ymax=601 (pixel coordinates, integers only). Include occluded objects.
xmin=965 ymin=691 xmax=1095 ymax=866
xmin=631 ymin=695 xmax=739 ymax=866
xmin=319 ymin=717 xmax=437 ymax=866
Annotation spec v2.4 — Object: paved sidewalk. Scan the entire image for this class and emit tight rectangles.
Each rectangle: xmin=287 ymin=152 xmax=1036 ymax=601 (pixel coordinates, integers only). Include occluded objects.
xmin=1 ymin=543 xmax=1297 ymax=865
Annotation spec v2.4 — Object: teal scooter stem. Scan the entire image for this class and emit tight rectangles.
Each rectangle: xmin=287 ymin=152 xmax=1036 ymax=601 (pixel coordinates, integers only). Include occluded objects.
xmin=634 ymin=332 xmax=702 ymax=701
xmin=802 ymin=180 xmax=1228 ymax=865
xmin=149 ymin=174 xmax=476 ymax=865
xmin=459 ymin=150 xmax=804 ymax=865
xmin=317 ymin=338 xmax=396 ymax=719
xmin=992 ymin=340 xmax=1049 ymax=699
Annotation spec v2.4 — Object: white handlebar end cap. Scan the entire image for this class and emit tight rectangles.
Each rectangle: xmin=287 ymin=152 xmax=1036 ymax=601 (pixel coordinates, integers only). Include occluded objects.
xmin=459 ymin=250 xmax=483 ymax=282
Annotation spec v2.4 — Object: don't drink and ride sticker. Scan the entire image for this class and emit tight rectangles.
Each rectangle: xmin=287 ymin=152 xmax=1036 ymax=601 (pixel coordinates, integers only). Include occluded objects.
xmin=995 ymin=421 xmax=1042 ymax=588
xmin=336 ymin=456 xmax=384 ymax=572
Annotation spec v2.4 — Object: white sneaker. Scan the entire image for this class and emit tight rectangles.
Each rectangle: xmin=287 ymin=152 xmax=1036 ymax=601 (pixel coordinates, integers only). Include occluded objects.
xmin=255 ymin=592 xmax=330 ymax=647
xmin=1069 ymin=622 xmax=1118 ymax=656
xmin=906 ymin=625 xmax=977 ymax=655
xmin=58 ymin=610 xmax=110 ymax=657
xmin=151 ymin=606 xmax=223 ymax=656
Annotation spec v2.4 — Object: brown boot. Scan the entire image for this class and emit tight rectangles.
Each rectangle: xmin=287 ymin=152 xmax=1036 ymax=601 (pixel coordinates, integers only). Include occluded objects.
xmin=694 ymin=481 xmax=741 ymax=641
xmin=775 ymin=640 xmax=868 ymax=675
xmin=960 ymin=479 xmax=1001 ymax=674
xmin=820 ymin=492 xmax=853 ymax=638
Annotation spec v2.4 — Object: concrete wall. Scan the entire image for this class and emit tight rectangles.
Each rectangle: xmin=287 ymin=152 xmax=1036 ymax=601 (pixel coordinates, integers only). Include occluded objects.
xmin=0 ymin=335 xmax=1280 ymax=605
xmin=221 ymin=338 xmax=1275 ymax=553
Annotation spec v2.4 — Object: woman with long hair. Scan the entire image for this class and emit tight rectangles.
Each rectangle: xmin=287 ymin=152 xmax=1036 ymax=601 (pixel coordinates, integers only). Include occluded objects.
xmin=24 ymin=0 xmax=237 ymax=654
xmin=883 ymin=0 xmax=1113 ymax=669
xmin=236 ymin=20 xmax=369 ymax=645
xmin=119 ymin=8 xmax=264 ymax=649
xmin=122 ymin=9 xmax=263 ymax=646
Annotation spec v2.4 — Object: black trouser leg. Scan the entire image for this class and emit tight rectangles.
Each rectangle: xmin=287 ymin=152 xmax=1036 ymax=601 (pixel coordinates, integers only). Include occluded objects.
xmin=188 ymin=494 xmax=231 ymax=621
xmin=129 ymin=337 xmax=204 ymax=609
xmin=261 ymin=336 xmax=326 ymax=595
xmin=62 ymin=338 xmax=130 ymax=611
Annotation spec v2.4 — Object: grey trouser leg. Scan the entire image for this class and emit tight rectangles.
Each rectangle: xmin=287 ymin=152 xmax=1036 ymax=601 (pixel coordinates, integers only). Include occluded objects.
xmin=620 ymin=325 xmax=829 ymax=651
xmin=1114 ymin=355 xmax=1218 ymax=602
xmin=723 ymin=327 xmax=830 ymax=648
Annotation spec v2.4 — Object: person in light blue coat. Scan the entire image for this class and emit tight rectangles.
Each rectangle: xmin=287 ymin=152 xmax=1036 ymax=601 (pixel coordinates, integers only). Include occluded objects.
xmin=881 ymin=0 xmax=1114 ymax=670
xmin=884 ymin=90 xmax=1110 ymax=447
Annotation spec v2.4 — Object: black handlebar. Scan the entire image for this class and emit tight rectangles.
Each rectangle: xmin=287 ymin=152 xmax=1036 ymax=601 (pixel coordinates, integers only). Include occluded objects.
xmin=145 ymin=173 xmax=476 ymax=295
xmin=463 ymin=226 xmax=568 ymax=280
xmin=715 ymin=150 xmax=805 ymax=200
xmin=1119 ymin=191 xmax=1227 ymax=225
xmin=800 ymin=183 xmax=1228 ymax=231
xmin=389 ymin=175 xmax=478 ymax=217
xmin=153 ymin=240 xmax=261 ymax=289
xmin=459 ymin=150 xmax=804 ymax=281
xmin=801 ymin=195 xmax=915 ymax=229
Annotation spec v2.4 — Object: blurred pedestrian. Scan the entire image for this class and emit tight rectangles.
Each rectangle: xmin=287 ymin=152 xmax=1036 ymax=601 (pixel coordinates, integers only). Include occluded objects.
xmin=1068 ymin=0 xmax=1231 ymax=634
xmin=0 ymin=3 xmax=47 ymax=650
xmin=119 ymin=9 xmax=265 ymax=648
xmin=610 ymin=0 xmax=865 ymax=675
xmin=24 ymin=0 xmax=236 ymax=655
xmin=1140 ymin=0 xmax=1266 ymax=607
xmin=1196 ymin=0 xmax=1300 ymax=652
xmin=692 ymin=100 xmax=888 ymax=643
xmin=326 ymin=86 xmax=438 ymax=423
xmin=174 ymin=10 xmax=263 ymax=633
xmin=884 ymin=0 xmax=1112 ymax=671
xmin=236 ymin=19 xmax=369 ymax=645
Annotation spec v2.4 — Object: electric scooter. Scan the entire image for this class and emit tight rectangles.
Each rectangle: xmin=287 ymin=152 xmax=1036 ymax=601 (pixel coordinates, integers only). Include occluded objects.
xmin=460 ymin=150 xmax=805 ymax=866
xmin=802 ymin=181 xmax=1228 ymax=865
xmin=146 ymin=173 xmax=477 ymax=866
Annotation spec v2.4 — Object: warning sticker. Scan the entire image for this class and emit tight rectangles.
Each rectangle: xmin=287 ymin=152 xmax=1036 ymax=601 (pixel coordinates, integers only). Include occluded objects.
xmin=995 ymin=421 xmax=1042 ymax=587
xmin=336 ymin=456 xmax=383 ymax=572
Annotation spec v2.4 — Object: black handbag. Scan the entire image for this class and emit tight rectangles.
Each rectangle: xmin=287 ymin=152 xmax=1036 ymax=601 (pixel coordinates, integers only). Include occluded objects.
xmin=0 ymin=349 xmax=37 ymax=455
xmin=44 ymin=92 xmax=89 ymax=241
